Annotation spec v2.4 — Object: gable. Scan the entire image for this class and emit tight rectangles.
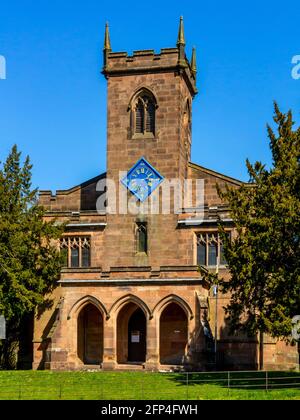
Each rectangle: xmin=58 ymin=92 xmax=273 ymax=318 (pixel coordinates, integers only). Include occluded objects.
xmin=188 ymin=162 xmax=245 ymax=208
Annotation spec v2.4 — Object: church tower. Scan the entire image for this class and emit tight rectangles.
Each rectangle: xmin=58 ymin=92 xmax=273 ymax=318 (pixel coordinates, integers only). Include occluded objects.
xmin=101 ymin=18 xmax=198 ymax=274
xmin=103 ymin=17 xmax=197 ymax=186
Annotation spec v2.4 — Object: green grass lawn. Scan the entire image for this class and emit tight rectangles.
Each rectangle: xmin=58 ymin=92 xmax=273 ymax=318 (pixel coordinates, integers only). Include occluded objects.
xmin=0 ymin=371 xmax=299 ymax=400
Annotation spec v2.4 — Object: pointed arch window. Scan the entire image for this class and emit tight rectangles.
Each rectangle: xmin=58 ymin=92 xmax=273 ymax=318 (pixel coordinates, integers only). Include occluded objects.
xmin=130 ymin=90 xmax=157 ymax=138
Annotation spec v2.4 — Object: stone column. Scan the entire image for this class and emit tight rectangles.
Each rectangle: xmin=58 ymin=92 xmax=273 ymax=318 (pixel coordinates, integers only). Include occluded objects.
xmin=144 ymin=316 xmax=160 ymax=371
xmin=102 ymin=315 xmax=117 ymax=370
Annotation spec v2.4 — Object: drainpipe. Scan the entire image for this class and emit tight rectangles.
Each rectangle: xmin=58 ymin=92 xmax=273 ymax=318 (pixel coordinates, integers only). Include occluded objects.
xmin=214 ymin=251 xmax=220 ymax=370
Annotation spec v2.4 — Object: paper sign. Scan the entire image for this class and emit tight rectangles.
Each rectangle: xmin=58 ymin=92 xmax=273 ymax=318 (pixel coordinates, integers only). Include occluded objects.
xmin=131 ymin=331 xmax=140 ymax=343
xmin=0 ymin=316 xmax=6 ymax=340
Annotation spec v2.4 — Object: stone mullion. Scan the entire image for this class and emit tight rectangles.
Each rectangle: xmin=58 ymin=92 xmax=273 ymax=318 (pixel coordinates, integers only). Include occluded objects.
xmin=79 ymin=237 xmax=82 ymax=268
xmin=88 ymin=237 xmax=92 ymax=267
xmin=143 ymin=102 xmax=147 ymax=134
xmin=131 ymin=104 xmax=136 ymax=137
xmin=217 ymin=234 xmax=221 ymax=265
xmin=205 ymin=233 xmax=208 ymax=267
xmin=68 ymin=237 xmax=71 ymax=268
xmin=102 ymin=316 xmax=117 ymax=370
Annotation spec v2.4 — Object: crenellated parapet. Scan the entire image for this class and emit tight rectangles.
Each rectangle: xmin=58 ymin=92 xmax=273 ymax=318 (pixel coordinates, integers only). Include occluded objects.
xmin=102 ymin=18 xmax=197 ymax=97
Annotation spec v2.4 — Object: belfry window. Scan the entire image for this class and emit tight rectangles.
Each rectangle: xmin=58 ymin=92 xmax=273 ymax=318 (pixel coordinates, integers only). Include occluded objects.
xmin=130 ymin=90 xmax=157 ymax=137
xmin=197 ymin=232 xmax=229 ymax=267
xmin=60 ymin=236 xmax=91 ymax=268
xmin=136 ymin=222 xmax=148 ymax=254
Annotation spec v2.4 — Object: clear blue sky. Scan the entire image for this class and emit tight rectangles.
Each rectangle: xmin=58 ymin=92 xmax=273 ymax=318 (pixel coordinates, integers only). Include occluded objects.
xmin=0 ymin=0 xmax=299 ymax=191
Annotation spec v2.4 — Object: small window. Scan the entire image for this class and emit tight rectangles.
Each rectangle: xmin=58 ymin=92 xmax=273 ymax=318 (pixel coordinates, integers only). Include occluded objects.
xmin=136 ymin=223 xmax=148 ymax=254
xmin=60 ymin=236 xmax=91 ymax=268
xmin=184 ymin=100 xmax=192 ymax=133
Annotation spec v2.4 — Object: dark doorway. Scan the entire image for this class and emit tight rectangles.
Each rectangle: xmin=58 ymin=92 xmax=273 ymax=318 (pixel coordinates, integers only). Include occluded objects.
xmin=160 ymin=303 xmax=188 ymax=365
xmin=128 ymin=308 xmax=146 ymax=363
xmin=78 ymin=304 xmax=103 ymax=365
xmin=17 ymin=313 xmax=34 ymax=370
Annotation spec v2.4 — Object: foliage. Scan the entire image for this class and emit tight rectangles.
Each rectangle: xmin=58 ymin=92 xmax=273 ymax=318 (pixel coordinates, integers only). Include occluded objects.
xmin=201 ymin=104 xmax=300 ymax=340
xmin=0 ymin=145 xmax=63 ymax=368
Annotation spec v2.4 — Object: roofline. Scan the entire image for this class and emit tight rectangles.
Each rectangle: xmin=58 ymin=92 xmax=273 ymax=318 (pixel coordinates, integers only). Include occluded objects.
xmin=39 ymin=172 xmax=107 ymax=197
xmin=189 ymin=162 xmax=245 ymax=186
xmin=39 ymin=162 xmax=248 ymax=197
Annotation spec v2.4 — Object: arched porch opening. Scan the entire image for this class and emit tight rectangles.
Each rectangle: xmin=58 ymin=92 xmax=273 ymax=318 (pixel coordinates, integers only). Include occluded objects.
xmin=159 ymin=302 xmax=188 ymax=365
xmin=117 ymin=303 xmax=147 ymax=364
xmin=77 ymin=303 xmax=103 ymax=365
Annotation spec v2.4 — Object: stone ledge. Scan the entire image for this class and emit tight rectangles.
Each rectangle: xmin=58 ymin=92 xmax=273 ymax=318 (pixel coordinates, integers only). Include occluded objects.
xmin=61 ymin=268 xmax=102 ymax=274
xmin=160 ymin=265 xmax=199 ymax=272
xmin=58 ymin=278 xmax=203 ymax=286
xmin=110 ymin=266 xmax=151 ymax=273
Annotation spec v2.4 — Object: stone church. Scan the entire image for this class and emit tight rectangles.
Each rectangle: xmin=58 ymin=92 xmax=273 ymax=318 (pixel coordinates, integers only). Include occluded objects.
xmin=32 ymin=18 xmax=298 ymax=371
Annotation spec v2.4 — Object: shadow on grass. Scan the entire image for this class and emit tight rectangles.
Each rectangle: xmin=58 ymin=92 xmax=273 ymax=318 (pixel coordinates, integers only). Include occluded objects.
xmin=165 ymin=371 xmax=300 ymax=391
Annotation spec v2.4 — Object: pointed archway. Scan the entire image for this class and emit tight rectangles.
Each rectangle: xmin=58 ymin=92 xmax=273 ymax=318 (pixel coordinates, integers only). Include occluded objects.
xmin=159 ymin=302 xmax=188 ymax=365
xmin=128 ymin=308 xmax=146 ymax=362
xmin=117 ymin=302 xmax=147 ymax=364
xmin=77 ymin=303 xmax=103 ymax=365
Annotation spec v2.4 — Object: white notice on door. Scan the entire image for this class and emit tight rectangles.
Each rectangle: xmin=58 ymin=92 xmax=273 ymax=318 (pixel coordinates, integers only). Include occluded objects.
xmin=131 ymin=331 xmax=140 ymax=343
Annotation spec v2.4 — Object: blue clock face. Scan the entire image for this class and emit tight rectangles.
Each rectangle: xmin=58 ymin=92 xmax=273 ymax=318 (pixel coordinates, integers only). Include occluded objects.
xmin=121 ymin=158 xmax=164 ymax=202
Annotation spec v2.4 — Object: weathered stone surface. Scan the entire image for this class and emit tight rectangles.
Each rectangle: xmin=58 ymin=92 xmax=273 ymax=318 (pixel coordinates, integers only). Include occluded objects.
xmin=33 ymin=40 xmax=299 ymax=372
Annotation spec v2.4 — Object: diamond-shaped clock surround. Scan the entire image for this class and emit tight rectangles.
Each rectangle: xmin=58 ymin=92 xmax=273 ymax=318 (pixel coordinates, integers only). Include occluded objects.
xmin=121 ymin=157 xmax=164 ymax=202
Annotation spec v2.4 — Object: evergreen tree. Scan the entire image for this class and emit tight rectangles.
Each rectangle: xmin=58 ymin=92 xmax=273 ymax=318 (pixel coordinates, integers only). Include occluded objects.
xmin=201 ymin=104 xmax=300 ymax=340
xmin=0 ymin=146 xmax=63 ymax=368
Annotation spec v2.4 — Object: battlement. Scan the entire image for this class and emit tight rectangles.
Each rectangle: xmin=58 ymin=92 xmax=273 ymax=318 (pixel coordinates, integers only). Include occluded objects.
xmin=108 ymin=47 xmax=178 ymax=60
xmin=104 ymin=47 xmax=184 ymax=73
xmin=102 ymin=19 xmax=197 ymax=95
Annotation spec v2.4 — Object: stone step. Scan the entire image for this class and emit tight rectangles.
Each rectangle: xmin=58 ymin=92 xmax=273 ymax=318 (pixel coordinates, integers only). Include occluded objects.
xmin=81 ymin=364 xmax=102 ymax=371
xmin=115 ymin=363 xmax=145 ymax=371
